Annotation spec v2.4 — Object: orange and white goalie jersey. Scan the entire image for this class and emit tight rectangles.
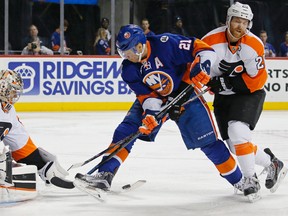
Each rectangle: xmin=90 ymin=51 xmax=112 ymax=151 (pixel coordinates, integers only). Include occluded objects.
xmin=202 ymin=26 xmax=268 ymax=95
xmin=0 ymin=106 xmax=37 ymax=162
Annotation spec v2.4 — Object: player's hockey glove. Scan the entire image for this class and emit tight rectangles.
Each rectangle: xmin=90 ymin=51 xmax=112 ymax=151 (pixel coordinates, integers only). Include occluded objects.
xmin=189 ymin=56 xmax=211 ymax=89
xmin=206 ymin=76 xmax=233 ymax=93
xmin=166 ymin=82 xmax=193 ymax=122
xmin=139 ymin=110 xmax=160 ymax=135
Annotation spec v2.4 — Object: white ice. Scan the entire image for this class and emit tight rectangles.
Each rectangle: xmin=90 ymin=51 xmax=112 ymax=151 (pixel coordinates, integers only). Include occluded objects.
xmin=1 ymin=110 xmax=288 ymax=215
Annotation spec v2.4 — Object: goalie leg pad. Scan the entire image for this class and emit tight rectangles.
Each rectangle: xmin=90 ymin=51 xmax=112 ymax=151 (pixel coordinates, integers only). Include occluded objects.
xmin=0 ymin=146 xmax=13 ymax=186
xmin=0 ymin=165 xmax=37 ymax=203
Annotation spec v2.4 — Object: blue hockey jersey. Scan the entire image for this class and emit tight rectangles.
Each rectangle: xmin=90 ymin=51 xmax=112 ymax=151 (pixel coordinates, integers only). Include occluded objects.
xmin=120 ymin=33 xmax=216 ymax=106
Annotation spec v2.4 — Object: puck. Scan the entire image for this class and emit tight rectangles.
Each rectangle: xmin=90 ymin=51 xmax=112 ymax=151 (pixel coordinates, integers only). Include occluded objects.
xmin=122 ymin=184 xmax=131 ymax=190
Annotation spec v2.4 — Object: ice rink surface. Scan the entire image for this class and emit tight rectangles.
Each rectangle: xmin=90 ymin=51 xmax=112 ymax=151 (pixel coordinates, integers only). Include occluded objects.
xmin=1 ymin=110 xmax=288 ymax=216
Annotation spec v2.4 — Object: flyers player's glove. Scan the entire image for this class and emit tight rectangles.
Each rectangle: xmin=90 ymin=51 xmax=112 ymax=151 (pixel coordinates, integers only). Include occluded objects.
xmin=189 ymin=56 xmax=211 ymax=89
xmin=139 ymin=110 xmax=160 ymax=135
xmin=206 ymin=76 xmax=233 ymax=93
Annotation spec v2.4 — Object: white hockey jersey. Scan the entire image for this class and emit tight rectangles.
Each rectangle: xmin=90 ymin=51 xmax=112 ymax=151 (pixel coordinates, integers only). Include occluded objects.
xmin=0 ymin=106 xmax=37 ymax=161
xmin=202 ymin=26 xmax=268 ymax=95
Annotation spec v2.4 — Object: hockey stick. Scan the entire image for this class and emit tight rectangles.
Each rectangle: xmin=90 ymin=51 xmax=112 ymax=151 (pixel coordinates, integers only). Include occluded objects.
xmin=67 ymin=84 xmax=195 ymax=172
xmin=181 ymin=87 xmax=210 ymax=106
xmin=87 ymin=84 xmax=209 ymax=175
xmin=67 ymin=144 xmax=121 ymax=171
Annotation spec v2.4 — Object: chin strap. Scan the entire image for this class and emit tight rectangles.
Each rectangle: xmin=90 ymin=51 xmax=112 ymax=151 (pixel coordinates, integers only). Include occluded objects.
xmin=136 ymin=44 xmax=146 ymax=62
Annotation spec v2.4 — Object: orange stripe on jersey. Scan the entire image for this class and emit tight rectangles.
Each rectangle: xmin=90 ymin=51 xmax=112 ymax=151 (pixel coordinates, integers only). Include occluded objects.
xmin=197 ymin=91 xmax=219 ymax=139
xmin=12 ymin=137 xmax=37 ymax=161
xmin=242 ymin=68 xmax=267 ymax=93
xmin=238 ymin=34 xmax=267 ymax=92
xmin=192 ymin=38 xmax=214 ymax=57
xmin=215 ymin=155 xmax=237 ymax=174
xmin=137 ymin=91 xmax=160 ymax=104
xmin=202 ymin=31 xmax=227 ymax=47
xmin=235 ymin=142 xmax=254 ymax=156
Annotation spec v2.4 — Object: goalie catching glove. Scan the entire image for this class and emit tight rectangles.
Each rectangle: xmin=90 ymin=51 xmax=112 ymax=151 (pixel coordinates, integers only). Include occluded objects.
xmin=189 ymin=56 xmax=211 ymax=89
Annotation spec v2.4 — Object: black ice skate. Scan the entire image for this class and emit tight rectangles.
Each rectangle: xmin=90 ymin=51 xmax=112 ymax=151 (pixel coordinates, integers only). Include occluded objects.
xmin=263 ymin=148 xmax=288 ymax=193
xmin=74 ymin=171 xmax=114 ymax=200
xmin=243 ymin=173 xmax=261 ymax=202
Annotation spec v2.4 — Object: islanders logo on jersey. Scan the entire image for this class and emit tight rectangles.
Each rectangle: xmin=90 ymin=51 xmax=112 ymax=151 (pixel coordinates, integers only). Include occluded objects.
xmin=143 ymin=71 xmax=173 ymax=96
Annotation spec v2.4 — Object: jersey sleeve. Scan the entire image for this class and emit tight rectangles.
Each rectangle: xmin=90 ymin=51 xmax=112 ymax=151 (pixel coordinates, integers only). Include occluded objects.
xmin=241 ymin=36 xmax=268 ymax=93
xmin=165 ymin=34 xmax=215 ymax=66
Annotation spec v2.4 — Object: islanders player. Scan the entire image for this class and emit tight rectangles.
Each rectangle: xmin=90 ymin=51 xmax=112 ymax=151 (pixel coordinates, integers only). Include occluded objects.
xmin=203 ymin=2 xmax=287 ymax=201
xmin=0 ymin=69 xmax=70 ymax=202
xmin=74 ymin=24 xmax=245 ymax=197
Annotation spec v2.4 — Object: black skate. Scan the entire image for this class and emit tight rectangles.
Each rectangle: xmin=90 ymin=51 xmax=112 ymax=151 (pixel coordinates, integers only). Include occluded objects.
xmin=73 ymin=171 xmax=114 ymax=201
xmin=263 ymin=148 xmax=288 ymax=193
xmin=243 ymin=173 xmax=261 ymax=203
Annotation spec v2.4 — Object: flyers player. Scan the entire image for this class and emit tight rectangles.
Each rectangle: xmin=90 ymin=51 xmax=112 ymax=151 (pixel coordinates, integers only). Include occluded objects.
xmin=203 ymin=2 xmax=287 ymax=201
xmin=74 ymin=24 xmax=244 ymax=198
xmin=0 ymin=69 xmax=70 ymax=203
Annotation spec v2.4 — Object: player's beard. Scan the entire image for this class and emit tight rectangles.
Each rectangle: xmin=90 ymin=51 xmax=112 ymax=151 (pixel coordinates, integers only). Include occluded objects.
xmin=227 ymin=26 xmax=248 ymax=42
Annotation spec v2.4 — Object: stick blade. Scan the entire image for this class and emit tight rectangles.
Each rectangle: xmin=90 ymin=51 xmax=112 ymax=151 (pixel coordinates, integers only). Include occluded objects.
xmin=50 ymin=177 xmax=75 ymax=189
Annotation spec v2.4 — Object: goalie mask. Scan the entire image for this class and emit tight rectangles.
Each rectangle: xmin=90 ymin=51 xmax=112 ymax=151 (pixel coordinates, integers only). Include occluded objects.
xmin=226 ymin=2 xmax=253 ymax=30
xmin=0 ymin=69 xmax=23 ymax=112
xmin=116 ymin=24 xmax=146 ymax=62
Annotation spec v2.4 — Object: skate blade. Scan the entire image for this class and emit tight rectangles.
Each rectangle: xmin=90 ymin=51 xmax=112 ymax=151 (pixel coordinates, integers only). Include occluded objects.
xmin=246 ymin=192 xmax=261 ymax=203
xmin=73 ymin=178 xmax=107 ymax=201
xmin=234 ymin=187 xmax=243 ymax=195
xmin=270 ymin=166 xmax=288 ymax=193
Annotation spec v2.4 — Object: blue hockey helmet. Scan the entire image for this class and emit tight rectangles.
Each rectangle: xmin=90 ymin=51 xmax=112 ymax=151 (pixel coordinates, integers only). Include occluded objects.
xmin=116 ymin=24 xmax=146 ymax=53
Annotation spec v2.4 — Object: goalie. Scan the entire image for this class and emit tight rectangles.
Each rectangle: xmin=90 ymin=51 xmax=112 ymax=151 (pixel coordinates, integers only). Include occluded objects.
xmin=0 ymin=69 xmax=70 ymax=203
